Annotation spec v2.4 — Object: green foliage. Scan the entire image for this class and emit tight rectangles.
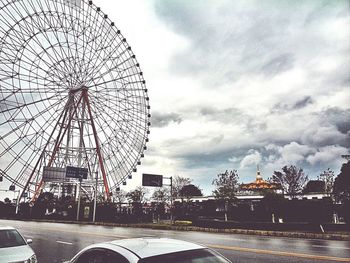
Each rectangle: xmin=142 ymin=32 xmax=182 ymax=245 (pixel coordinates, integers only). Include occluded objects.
xmin=152 ymin=188 xmax=170 ymax=203
xmin=126 ymin=187 xmax=147 ymax=203
xmin=114 ymin=189 xmax=126 ymax=204
xmin=303 ymin=180 xmax=325 ymax=193
xmin=270 ymin=165 xmax=308 ymax=197
xmin=179 ymin=184 xmax=203 ymax=199
xmin=318 ymin=168 xmax=335 ymax=193
xmin=172 ymin=175 xmax=192 ymax=198
xmin=334 ymin=161 xmax=350 ymax=203
xmin=212 ymin=170 xmax=239 ymax=202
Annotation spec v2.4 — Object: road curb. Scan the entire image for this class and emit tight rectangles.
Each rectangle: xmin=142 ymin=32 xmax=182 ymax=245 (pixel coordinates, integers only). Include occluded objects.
xmin=5 ymin=218 xmax=349 ymax=241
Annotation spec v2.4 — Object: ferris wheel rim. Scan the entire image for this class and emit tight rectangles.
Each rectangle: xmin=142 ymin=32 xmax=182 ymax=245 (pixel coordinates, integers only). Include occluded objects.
xmin=0 ymin=0 xmax=151 ymax=197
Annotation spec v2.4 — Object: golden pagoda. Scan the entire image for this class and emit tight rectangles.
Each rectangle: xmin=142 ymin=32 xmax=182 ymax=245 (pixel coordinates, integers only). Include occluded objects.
xmin=240 ymin=165 xmax=280 ymax=191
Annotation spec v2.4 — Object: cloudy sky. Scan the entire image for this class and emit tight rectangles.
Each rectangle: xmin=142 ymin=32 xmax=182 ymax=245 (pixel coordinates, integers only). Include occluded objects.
xmin=92 ymin=0 xmax=350 ymax=195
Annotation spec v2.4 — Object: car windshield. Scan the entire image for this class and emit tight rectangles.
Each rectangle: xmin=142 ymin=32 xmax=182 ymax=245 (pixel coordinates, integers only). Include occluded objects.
xmin=139 ymin=248 xmax=230 ymax=263
xmin=0 ymin=229 xmax=27 ymax=248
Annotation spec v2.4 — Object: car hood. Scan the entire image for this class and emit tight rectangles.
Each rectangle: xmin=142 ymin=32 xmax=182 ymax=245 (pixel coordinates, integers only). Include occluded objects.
xmin=0 ymin=245 xmax=35 ymax=262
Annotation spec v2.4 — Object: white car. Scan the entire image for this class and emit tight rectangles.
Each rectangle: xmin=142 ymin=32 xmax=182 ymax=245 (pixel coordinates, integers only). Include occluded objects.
xmin=67 ymin=238 xmax=231 ymax=263
xmin=0 ymin=226 xmax=37 ymax=263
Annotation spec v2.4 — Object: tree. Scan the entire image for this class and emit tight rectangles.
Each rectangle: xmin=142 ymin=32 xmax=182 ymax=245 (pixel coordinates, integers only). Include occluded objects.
xmin=212 ymin=170 xmax=239 ymax=202
xmin=270 ymin=165 xmax=308 ymax=197
xmin=303 ymin=180 xmax=325 ymax=193
xmin=334 ymin=161 xmax=350 ymax=202
xmin=172 ymin=175 xmax=192 ymax=198
xmin=114 ymin=189 xmax=126 ymax=210
xmin=212 ymin=170 xmax=240 ymax=221
xmin=318 ymin=168 xmax=335 ymax=194
xmin=152 ymin=188 xmax=170 ymax=221
xmin=152 ymin=188 xmax=170 ymax=203
xmin=126 ymin=187 xmax=147 ymax=203
xmin=334 ymin=161 xmax=350 ymax=223
xmin=179 ymin=184 xmax=202 ymax=200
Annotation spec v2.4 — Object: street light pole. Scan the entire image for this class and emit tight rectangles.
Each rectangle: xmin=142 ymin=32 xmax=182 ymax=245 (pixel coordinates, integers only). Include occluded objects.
xmin=76 ymin=178 xmax=82 ymax=221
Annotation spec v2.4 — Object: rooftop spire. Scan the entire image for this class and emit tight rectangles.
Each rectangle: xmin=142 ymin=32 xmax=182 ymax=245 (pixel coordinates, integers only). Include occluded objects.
xmin=256 ymin=164 xmax=262 ymax=180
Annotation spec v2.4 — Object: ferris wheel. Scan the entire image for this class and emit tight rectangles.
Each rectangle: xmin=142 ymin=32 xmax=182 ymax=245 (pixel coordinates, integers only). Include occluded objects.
xmin=0 ymin=0 xmax=151 ymax=200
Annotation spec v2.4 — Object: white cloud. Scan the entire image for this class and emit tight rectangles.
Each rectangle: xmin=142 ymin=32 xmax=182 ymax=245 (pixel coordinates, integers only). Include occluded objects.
xmin=301 ymin=125 xmax=348 ymax=146
xmin=279 ymin=142 xmax=315 ymax=164
xmin=306 ymin=145 xmax=349 ymax=166
xmin=240 ymin=150 xmax=262 ymax=169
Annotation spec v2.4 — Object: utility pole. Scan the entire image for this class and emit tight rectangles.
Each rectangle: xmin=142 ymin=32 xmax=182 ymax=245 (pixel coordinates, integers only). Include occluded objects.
xmin=170 ymin=176 xmax=173 ymax=224
xmin=163 ymin=176 xmax=173 ymax=224
xmin=93 ymin=171 xmax=98 ymax=223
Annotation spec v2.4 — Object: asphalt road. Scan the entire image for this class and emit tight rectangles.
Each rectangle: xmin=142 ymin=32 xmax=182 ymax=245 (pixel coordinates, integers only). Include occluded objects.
xmin=0 ymin=219 xmax=349 ymax=263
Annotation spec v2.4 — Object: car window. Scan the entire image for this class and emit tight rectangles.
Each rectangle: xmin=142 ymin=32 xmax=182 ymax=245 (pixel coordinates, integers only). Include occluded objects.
xmin=0 ymin=229 xmax=27 ymax=248
xmin=75 ymin=248 xmax=129 ymax=263
xmin=139 ymin=248 xmax=230 ymax=263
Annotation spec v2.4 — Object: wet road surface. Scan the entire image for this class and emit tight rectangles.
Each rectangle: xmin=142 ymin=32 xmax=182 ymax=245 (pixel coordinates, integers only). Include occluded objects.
xmin=0 ymin=219 xmax=349 ymax=263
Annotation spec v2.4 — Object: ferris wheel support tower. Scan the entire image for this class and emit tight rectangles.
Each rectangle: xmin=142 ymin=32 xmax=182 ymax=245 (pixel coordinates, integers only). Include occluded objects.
xmin=19 ymin=87 xmax=112 ymax=203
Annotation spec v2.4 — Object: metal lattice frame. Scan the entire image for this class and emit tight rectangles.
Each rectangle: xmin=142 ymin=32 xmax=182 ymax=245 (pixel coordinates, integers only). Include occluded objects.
xmin=0 ymin=0 xmax=151 ymax=199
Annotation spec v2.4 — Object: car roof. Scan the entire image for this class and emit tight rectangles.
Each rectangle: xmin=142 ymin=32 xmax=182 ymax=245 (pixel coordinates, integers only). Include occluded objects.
xmin=0 ymin=226 xmax=16 ymax=230
xmin=108 ymin=238 xmax=204 ymax=259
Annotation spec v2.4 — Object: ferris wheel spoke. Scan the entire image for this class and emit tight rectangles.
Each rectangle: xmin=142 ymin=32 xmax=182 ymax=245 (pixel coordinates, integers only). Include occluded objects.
xmin=10 ymin=2 xmax=70 ymax=73
xmin=90 ymin=95 xmax=148 ymax=131
xmin=29 ymin=0 xmax=76 ymax=71
xmin=0 ymin=95 xmax=67 ymax=141
xmin=81 ymin=8 xmax=111 ymax=80
xmin=84 ymin=36 xmax=129 ymax=83
xmin=0 ymin=92 xmax=64 ymax=114
xmin=1 ymin=18 xmax=68 ymax=79
xmin=86 ymin=58 xmax=140 ymax=87
xmin=83 ymin=26 xmax=116 ymax=81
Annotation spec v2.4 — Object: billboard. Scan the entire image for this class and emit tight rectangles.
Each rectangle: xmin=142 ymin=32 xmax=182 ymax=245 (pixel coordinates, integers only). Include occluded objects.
xmin=43 ymin=167 xmax=66 ymax=182
xmin=142 ymin=173 xmax=163 ymax=187
xmin=66 ymin=166 xmax=88 ymax=180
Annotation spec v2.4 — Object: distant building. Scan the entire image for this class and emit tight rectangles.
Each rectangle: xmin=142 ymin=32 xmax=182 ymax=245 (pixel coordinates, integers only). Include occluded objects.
xmin=240 ymin=166 xmax=280 ymax=192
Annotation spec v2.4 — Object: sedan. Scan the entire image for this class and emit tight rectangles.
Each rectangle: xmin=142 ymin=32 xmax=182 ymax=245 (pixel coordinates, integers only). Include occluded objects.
xmin=66 ymin=237 xmax=231 ymax=263
xmin=0 ymin=226 xmax=37 ymax=263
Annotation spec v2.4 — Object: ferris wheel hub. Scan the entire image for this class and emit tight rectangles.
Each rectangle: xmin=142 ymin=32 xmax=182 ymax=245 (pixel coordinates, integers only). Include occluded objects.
xmin=70 ymin=86 xmax=87 ymax=93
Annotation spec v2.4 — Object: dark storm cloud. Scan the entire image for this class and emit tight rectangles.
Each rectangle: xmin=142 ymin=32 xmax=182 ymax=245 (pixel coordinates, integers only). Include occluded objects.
xmin=272 ymin=96 xmax=313 ymax=113
xmin=199 ymin=106 xmax=267 ymax=132
xmin=199 ymin=106 xmax=243 ymax=122
xmin=178 ymin=147 xmax=249 ymax=169
xmin=151 ymin=111 xmax=182 ymax=127
xmin=319 ymin=107 xmax=350 ymax=134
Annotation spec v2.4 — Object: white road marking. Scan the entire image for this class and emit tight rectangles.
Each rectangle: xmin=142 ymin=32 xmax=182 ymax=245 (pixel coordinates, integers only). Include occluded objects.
xmin=312 ymin=245 xmax=350 ymax=250
xmin=56 ymin=241 xmax=73 ymax=245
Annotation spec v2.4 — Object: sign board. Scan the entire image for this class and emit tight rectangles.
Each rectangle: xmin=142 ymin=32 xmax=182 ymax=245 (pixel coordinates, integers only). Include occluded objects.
xmin=43 ymin=167 xmax=66 ymax=182
xmin=66 ymin=166 xmax=88 ymax=180
xmin=142 ymin=173 xmax=163 ymax=187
